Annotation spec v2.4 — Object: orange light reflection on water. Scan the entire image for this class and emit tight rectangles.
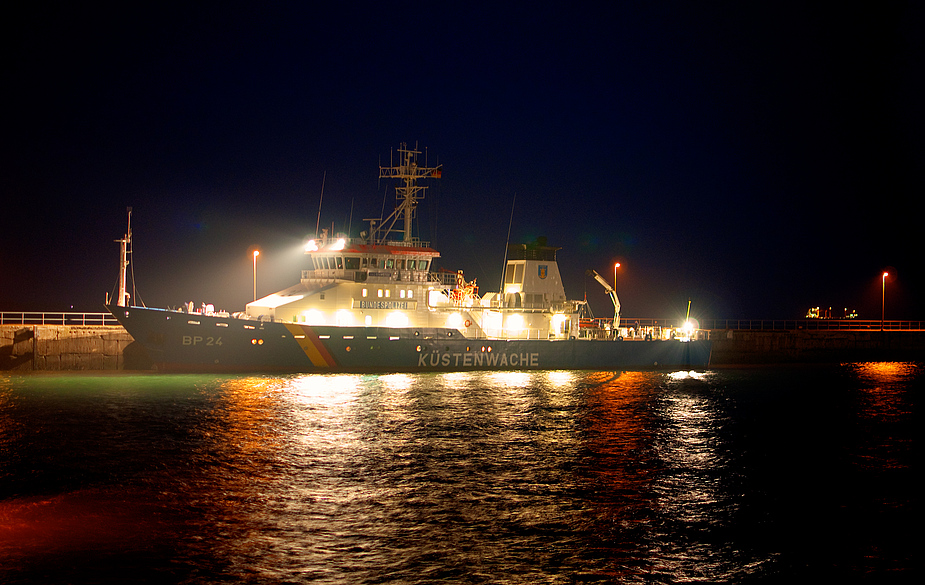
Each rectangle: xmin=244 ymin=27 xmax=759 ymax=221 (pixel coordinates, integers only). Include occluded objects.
xmin=850 ymin=361 xmax=917 ymax=429
xmin=854 ymin=361 xmax=917 ymax=385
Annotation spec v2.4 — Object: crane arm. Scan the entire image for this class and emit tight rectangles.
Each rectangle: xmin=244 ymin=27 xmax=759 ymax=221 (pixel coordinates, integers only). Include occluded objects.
xmin=588 ymin=269 xmax=614 ymax=294
xmin=586 ymin=269 xmax=621 ymax=329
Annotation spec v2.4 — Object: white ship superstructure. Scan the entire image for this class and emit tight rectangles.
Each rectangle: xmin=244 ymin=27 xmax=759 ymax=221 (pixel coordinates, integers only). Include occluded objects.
xmin=244 ymin=144 xmax=586 ymax=341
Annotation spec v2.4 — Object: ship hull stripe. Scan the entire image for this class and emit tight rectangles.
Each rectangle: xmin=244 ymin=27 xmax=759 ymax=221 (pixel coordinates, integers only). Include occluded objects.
xmin=283 ymin=323 xmax=337 ymax=368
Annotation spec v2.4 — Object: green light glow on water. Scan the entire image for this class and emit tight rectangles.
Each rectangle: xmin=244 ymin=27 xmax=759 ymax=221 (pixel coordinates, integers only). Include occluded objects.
xmin=3 ymin=372 xmax=240 ymax=394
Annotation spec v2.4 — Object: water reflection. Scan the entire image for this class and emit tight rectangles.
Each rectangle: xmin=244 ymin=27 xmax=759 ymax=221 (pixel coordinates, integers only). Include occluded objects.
xmin=649 ymin=370 xmax=755 ymax=580
xmin=167 ymin=371 xmax=595 ymax=582
xmin=377 ymin=372 xmax=413 ymax=391
xmin=544 ymin=370 xmax=578 ymax=389
xmin=0 ymin=366 xmax=916 ymax=583
xmin=844 ymin=362 xmax=915 ymax=478
xmin=574 ymin=372 xmax=659 ymax=580
xmin=486 ymin=370 xmax=532 ymax=389
xmin=850 ymin=362 xmax=916 ymax=425
xmin=853 ymin=361 xmax=917 ymax=384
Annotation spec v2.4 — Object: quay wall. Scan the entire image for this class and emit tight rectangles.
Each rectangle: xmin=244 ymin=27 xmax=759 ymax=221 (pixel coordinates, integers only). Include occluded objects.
xmin=0 ymin=325 xmax=151 ymax=371
xmin=2 ymin=325 xmax=923 ymax=371
xmin=707 ymin=329 xmax=925 ymax=365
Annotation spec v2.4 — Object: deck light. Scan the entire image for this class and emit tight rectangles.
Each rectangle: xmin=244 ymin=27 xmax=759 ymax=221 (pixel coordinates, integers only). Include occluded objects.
xmin=552 ymin=313 xmax=567 ymax=336
xmin=447 ymin=313 xmax=463 ymax=329
xmin=336 ymin=310 xmax=354 ymax=326
xmin=506 ymin=313 xmax=524 ymax=332
xmin=386 ymin=312 xmax=409 ymax=328
xmin=304 ymin=309 xmax=324 ymax=325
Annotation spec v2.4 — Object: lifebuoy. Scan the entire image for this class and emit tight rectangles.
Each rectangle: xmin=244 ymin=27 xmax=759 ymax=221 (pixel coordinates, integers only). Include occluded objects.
xmin=464 ymin=319 xmax=471 ymax=327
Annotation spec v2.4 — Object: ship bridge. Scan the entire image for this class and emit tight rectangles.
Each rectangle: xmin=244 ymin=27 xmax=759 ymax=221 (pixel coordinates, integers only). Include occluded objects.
xmin=300 ymin=237 xmax=440 ymax=285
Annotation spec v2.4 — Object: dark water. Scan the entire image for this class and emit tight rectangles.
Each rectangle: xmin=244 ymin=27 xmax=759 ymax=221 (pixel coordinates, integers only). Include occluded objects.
xmin=0 ymin=364 xmax=916 ymax=584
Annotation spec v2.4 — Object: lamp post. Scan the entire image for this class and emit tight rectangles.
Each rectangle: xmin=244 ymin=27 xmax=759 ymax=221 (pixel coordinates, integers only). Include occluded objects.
xmin=614 ymin=262 xmax=620 ymax=294
xmin=881 ymin=271 xmax=888 ymax=331
xmin=253 ymin=250 xmax=260 ymax=302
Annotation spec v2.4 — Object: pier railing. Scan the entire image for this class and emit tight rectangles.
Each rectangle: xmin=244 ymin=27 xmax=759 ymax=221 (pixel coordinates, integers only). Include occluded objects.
xmin=596 ymin=317 xmax=924 ymax=332
xmin=0 ymin=312 xmax=121 ymax=326
xmin=700 ymin=319 xmax=924 ymax=331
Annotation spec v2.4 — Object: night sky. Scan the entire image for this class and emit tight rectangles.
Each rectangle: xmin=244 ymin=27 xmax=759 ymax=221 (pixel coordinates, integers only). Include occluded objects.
xmin=3 ymin=2 xmax=920 ymax=322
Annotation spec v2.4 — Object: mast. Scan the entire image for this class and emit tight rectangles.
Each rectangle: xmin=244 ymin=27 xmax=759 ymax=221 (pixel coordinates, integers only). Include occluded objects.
xmin=116 ymin=207 xmax=132 ymax=307
xmin=376 ymin=143 xmax=441 ymax=244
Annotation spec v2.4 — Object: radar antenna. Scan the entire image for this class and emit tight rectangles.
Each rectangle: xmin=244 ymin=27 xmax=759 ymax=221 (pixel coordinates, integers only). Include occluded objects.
xmin=373 ymin=143 xmax=441 ymax=244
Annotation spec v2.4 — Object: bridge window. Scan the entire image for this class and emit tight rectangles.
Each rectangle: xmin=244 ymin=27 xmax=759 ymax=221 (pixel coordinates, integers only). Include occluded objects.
xmin=505 ymin=262 xmax=525 ymax=284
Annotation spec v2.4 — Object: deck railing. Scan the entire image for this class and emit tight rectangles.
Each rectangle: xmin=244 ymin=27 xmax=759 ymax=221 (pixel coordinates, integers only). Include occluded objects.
xmin=2 ymin=312 xmax=921 ymax=331
xmin=0 ymin=312 xmax=121 ymax=326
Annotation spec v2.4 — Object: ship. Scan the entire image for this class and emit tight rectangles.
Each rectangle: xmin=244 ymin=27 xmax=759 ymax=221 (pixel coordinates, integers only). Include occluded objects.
xmin=106 ymin=144 xmax=712 ymax=372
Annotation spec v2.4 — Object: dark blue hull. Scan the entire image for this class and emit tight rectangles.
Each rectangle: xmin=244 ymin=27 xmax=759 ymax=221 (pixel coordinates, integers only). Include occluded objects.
xmin=109 ymin=305 xmax=712 ymax=372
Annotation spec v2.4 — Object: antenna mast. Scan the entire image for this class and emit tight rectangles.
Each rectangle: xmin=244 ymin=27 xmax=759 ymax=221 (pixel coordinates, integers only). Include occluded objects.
xmin=376 ymin=143 xmax=441 ymax=244
xmin=315 ymin=171 xmax=326 ymax=236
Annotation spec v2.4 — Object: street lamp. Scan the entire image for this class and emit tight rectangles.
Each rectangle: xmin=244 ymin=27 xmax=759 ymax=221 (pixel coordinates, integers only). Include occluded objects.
xmin=614 ymin=262 xmax=621 ymax=294
xmin=881 ymin=271 xmax=888 ymax=331
xmin=253 ymin=250 xmax=260 ymax=302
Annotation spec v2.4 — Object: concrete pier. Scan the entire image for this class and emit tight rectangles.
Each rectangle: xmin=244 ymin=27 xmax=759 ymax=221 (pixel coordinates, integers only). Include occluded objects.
xmin=0 ymin=325 xmax=151 ymax=371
